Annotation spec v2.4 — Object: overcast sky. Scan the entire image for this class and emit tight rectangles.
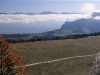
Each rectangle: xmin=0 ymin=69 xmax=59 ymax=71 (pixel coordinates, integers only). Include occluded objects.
xmin=0 ymin=0 xmax=100 ymax=13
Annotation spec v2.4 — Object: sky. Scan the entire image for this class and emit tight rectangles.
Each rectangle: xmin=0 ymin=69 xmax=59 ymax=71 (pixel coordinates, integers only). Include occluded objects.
xmin=0 ymin=0 xmax=100 ymax=13
xmin=0 ymin=0 xmax=100 ymax=33
xmin=0 ymin=0 xmax=100 ymax=23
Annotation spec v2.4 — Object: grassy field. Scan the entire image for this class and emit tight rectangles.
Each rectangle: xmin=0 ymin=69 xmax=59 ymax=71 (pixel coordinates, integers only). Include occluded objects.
xmin=12 ymin=36 xmax=100 ymax=75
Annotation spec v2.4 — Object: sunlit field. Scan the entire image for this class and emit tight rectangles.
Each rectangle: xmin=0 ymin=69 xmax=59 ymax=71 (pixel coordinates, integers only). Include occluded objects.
xmin=12 ymin=36 xmax=100 ymax=75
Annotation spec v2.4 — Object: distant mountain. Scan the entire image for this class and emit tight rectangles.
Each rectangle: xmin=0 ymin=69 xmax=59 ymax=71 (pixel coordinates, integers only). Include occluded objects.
xmin=39 ymin=11 xmax=80 ymax=14
xmin=1 ymin=12 xmax=100 ymax=37
xmin=0 ymin=11 xmax=80 ymax=15
xmin=2 ymin=18 xmax=100 ymax=42
xmin=13 ymin=12 xmax=37 ymax=15
xmin=60 ymin=12 xmax=79 ymax=14
xmin=37 ymin=18 xmax=100 ymax=38
xmin=0 ymin=12 xmax=8 ymax=14
xmin=92 ymin=12 xmax=100 ymax=18
xmin=61 ymin=18 xmax=100 ymax=33
xmin=40 ymin=11 xmax=58 ymax=14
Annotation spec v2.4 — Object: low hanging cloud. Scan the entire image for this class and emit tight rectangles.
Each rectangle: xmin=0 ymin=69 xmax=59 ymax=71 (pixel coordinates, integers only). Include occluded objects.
xmin=94 ymin=16 xmax=100 ymax=20
xmin=0 ymin=13 xmax=92 ymax=23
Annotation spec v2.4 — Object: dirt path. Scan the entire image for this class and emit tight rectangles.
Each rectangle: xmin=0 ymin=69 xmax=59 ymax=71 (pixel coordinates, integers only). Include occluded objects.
xmin=26 ymin=53 xmax=99 ymax=67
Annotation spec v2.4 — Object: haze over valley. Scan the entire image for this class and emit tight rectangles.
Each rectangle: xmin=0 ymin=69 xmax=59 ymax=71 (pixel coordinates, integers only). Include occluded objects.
xmin=0 ymin=11 xmax=100 ymax=34
xmin=1 ymin=1 xmax=100 ymax=34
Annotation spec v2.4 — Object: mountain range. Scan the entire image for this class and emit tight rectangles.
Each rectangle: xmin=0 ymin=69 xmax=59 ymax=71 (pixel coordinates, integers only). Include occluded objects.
xmin=0 ymin=11 xmax=79 ymax=15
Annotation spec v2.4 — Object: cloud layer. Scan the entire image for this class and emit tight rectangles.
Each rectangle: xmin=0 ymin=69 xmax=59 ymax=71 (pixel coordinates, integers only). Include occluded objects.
xmin=0 ymin=13 xmax=93 ymax=23
xmin=0 ymin=3 xmax=100 ymax=23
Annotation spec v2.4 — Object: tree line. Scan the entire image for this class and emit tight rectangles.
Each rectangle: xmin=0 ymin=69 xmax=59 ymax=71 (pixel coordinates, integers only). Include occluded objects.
xmin=1 ymin=32 xmax=100 ymax=43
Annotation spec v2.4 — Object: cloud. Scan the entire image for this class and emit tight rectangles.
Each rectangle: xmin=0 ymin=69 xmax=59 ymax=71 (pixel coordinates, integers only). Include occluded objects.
xmin=94 ymin=16 xmax=100 ymax=20
xmin=0 ymin=13 xmax=92 ymax=23
xmin=81 ymin=3 xmax=96 ymax=13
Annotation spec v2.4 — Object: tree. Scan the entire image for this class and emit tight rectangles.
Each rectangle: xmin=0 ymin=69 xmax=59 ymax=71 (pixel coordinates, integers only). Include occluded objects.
xmin=0 ymin=37 xmax=26 ymax=75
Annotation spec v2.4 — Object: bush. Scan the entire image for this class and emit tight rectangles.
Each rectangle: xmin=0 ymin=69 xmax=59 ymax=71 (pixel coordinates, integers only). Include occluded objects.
xmin=0 ymin=37 xmax=26 ymax=75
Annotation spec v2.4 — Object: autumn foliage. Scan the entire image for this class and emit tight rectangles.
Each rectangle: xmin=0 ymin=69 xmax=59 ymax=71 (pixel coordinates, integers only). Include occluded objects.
xmin=0 ymin=37 xmax=26 ymax=75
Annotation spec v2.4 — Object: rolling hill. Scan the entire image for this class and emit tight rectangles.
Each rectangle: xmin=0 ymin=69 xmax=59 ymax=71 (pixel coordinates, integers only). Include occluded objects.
xmin=13 ymin=35 xmax=100 ymax=75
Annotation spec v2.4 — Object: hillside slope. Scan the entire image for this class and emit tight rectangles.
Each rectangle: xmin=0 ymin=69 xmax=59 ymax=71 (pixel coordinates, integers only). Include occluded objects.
xmin=13 ymin=36 xmax=100 ymax=75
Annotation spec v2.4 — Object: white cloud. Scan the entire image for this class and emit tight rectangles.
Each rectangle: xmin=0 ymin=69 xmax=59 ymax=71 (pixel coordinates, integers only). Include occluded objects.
xmin=81 ymin=3 xmax=96 ymax=13
xmin=0 ymin=13 xmax=92 ymax=23
xmin=94 ymin=16 xmax=100 ymax=20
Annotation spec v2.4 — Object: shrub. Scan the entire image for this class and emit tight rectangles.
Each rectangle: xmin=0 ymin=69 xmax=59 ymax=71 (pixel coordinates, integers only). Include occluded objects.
xmin=0 ymin=37 xmax=26 ymax=75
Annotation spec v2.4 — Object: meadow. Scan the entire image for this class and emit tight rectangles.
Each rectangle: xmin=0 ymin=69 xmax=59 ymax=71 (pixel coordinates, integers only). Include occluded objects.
xmin=12 ymin=36 xmax=100 ymax=75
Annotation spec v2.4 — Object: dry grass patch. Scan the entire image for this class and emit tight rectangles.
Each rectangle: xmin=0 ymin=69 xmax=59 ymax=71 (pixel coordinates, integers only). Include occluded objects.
xmin=12 ymin=36 xmax=100 ymax=75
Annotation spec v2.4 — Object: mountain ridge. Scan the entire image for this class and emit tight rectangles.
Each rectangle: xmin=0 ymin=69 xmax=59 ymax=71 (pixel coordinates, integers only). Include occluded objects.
xmin=41 ymin=18 xmax=100 ymax=37
xmin=0 ymin=11 xmax=80 ymax=15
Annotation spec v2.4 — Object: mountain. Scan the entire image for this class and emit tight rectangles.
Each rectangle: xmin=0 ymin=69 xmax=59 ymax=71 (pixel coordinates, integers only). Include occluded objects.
xmin=0 ymin=12 xmax=8 ymax=14
xmin=40 ymin=11 xmax=58 ymax=14
xmin=60 ymin=12 xmax=79 ymax=14
xmin=1 ymin=12 xmax=100 ymax=39
xmin=13 ymin=12 xmax=37 ymax=15
xmin=38 ymin=18 xmax=100 ymax=38
xmin=2 ymin=18 xmax=100 ymax=42
xmin=0 ymin=11 xmax=79 ymax=15
xmin=92 ymin=12 xmax=100 ymax=18
xmin=61 ymin=18 xmax=100 ymax=33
